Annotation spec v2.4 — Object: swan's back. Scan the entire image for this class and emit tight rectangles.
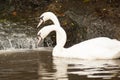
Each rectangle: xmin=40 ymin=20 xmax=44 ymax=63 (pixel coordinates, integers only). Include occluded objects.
xmin=74 ymin=37 xmax=120 ymax=48
xmin=64 ymin=37 xmax=120 ymax=59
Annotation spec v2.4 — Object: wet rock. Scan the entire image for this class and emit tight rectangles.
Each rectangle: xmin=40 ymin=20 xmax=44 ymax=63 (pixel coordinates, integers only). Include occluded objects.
xmin=0 ymin=23 xmax=2 ymax=27
xmin=63 ymin=0 xmax=120 ymax=43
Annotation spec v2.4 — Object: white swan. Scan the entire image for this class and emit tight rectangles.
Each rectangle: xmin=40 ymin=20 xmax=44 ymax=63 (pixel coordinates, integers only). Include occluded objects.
xmin=37 ymin=12 xmax=120 ymax=59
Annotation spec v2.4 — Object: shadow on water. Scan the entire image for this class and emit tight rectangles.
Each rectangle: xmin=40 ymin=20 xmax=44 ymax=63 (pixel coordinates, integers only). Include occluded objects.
xmin=0 ymin=49 xmax=120 ymax=80
xmin=0 ymin=48 xmax=52 ymax=80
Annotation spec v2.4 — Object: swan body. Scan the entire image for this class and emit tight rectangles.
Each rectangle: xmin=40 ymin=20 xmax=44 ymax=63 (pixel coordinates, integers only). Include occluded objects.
xmin=37 ymin=12 xmax=120 ymax=59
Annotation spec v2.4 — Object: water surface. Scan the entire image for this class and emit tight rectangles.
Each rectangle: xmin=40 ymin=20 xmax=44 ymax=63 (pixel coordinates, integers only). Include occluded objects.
xmin=0 ymin=49 xmax=120 ymax=80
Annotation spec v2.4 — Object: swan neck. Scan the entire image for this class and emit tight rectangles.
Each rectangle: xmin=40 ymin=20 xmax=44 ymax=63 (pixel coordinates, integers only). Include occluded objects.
xmin=43 ymin=25 xmax=67 ymax=48
xmin=50 ymin=15 xmax=61 ymax=27
xmin=50 ymin=14 xmax=66 ymax=47
xmin=56 ymin=27 xmax=67 ymax=48
xmin=53 ymin=27 xmax=67 ymax=55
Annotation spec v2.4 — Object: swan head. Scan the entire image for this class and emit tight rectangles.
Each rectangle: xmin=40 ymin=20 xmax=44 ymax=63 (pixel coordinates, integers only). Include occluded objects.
xmin=37 ymin=12 xmax=55 ymax=28
xmin=37 ymin=27 xmax=46 ymax=45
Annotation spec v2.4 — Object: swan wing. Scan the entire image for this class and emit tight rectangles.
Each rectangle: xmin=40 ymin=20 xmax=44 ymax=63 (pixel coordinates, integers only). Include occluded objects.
xmin=66 ymin=37 xmax=120 ymax=59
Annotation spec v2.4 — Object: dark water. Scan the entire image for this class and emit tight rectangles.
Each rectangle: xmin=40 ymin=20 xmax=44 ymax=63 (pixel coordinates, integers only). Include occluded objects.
xmin=0 ymin=48 xmax=120 ymax=80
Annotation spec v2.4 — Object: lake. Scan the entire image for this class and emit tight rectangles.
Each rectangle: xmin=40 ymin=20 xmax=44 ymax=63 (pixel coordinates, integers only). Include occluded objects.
xmin=0 ymin=48 xmax=120 ymax=80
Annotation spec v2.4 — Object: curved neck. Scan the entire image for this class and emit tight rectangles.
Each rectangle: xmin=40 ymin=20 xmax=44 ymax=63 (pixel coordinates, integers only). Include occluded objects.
xmin=47 ymin=13 xmax=66 ymax=47
xmin=56 ymin=26 xmax=67 ymax=48
xmin=45 ymin=25 xmax=67 ymax=48
xmin=49 ymin=14 xmax=61 ymax=27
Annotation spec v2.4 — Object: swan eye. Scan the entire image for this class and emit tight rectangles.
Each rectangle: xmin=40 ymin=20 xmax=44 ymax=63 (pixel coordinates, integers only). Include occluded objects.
xmin=39 ymin=16 xmax=44 ymax=20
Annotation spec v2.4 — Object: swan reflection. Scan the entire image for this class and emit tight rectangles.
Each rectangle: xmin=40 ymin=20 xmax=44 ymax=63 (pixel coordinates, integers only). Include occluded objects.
xmin=38 ymin=57 xmax=120 ymax=80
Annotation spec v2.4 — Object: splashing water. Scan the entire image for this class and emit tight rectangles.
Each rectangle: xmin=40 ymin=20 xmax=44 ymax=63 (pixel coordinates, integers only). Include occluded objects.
xmin=0 ymin=21 xmax=54 ymax=50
